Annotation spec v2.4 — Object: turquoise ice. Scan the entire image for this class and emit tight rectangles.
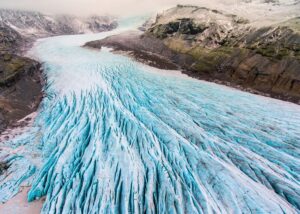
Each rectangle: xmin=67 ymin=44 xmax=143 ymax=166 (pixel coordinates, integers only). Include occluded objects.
xmin=0 ymin=18 xmax=300 ymax=213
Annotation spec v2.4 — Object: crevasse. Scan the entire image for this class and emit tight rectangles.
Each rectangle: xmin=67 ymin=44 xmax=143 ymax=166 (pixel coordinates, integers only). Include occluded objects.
xmin=0 ymin=18 xmax=300 ymax=213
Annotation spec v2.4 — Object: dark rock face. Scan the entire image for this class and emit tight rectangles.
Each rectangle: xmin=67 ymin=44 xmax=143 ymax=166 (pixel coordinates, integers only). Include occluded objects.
xmin=0 ymin=161 xmax=9 ymax=175
xmin=185 ymin=47 xmax=300 ymax=102
xmin=178 ymin=19 xmax=207 ymax=35
xmin=0 ymin=54 xmax=42 ymax=132
xmin=148 ymin=19 xmax=208 ymax=39
xmin=0 ymin=22 xmax=42 ymax=133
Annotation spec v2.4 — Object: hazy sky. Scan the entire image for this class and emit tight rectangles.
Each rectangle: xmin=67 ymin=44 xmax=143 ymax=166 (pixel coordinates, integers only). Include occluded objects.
xmin=0 ymin=0 xmax=204 ymax=16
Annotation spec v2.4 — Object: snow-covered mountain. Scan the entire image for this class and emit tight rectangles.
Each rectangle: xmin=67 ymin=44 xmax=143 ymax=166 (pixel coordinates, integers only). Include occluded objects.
xmin=171 ymin=0 xmax=300 ymax=27
xmin=0 ymin=9 xmax=118 ymax=38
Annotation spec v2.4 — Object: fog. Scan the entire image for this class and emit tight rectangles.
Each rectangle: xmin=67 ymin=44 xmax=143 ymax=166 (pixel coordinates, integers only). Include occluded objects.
xmin=0 ymin=0 xmax=206 ymax=16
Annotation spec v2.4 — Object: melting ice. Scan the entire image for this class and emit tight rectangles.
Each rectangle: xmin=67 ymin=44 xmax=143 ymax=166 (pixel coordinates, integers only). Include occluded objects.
xmin=0 ymin=18 xmax=300 ymax=213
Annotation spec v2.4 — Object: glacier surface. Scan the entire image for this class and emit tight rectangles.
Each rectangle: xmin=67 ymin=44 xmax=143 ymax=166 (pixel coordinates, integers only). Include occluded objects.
xmin=0 ymin=18 xmax=300 ymax=213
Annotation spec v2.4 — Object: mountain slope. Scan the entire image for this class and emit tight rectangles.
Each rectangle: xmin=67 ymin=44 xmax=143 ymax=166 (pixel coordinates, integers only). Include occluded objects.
xmin=146 ymin=5 xmax=300 ymax=102
xmin=87 ymin=5 xmax=300 ymax=103
xmin=0 ymin=19 xmax=42 ymax=132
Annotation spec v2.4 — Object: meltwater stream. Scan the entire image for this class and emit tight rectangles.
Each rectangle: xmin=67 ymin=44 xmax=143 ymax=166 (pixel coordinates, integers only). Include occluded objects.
xmin=1 ymin=19 xmax=300 ymax=213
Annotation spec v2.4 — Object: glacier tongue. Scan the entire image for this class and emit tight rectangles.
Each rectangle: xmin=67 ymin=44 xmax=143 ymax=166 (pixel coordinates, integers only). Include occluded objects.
xmin=1 ymin=21 xmax=300 ymax=213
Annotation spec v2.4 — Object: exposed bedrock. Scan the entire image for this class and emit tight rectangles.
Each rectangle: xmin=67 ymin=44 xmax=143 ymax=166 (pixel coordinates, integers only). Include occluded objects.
xmin=86 ymin=5 xmax=300 ymax=103
xmin=0 ymin=21 xmax=42 ymax=133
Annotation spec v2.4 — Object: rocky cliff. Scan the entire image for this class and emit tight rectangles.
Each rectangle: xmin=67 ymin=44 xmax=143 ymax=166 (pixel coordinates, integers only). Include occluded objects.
xmin=0 ymin=21 xmax=42 ymax=132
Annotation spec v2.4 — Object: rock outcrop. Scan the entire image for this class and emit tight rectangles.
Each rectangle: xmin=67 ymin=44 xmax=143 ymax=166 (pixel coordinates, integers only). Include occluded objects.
xmin=0 ymin=20 xmax=42 ymax=133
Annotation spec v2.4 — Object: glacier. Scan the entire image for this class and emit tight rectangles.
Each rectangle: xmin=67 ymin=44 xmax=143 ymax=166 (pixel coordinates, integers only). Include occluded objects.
xmin=0 ymin=17 xmax=300 ymax=213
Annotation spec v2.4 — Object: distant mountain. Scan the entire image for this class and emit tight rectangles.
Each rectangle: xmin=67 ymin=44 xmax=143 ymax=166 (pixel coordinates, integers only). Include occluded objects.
xmin=0 ymin=9 xmax=118 ymax=38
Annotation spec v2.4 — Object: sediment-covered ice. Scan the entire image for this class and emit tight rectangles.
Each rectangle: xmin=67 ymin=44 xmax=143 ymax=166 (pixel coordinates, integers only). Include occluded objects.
xmin=0 ymin=19 xmax=300 ymax=213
